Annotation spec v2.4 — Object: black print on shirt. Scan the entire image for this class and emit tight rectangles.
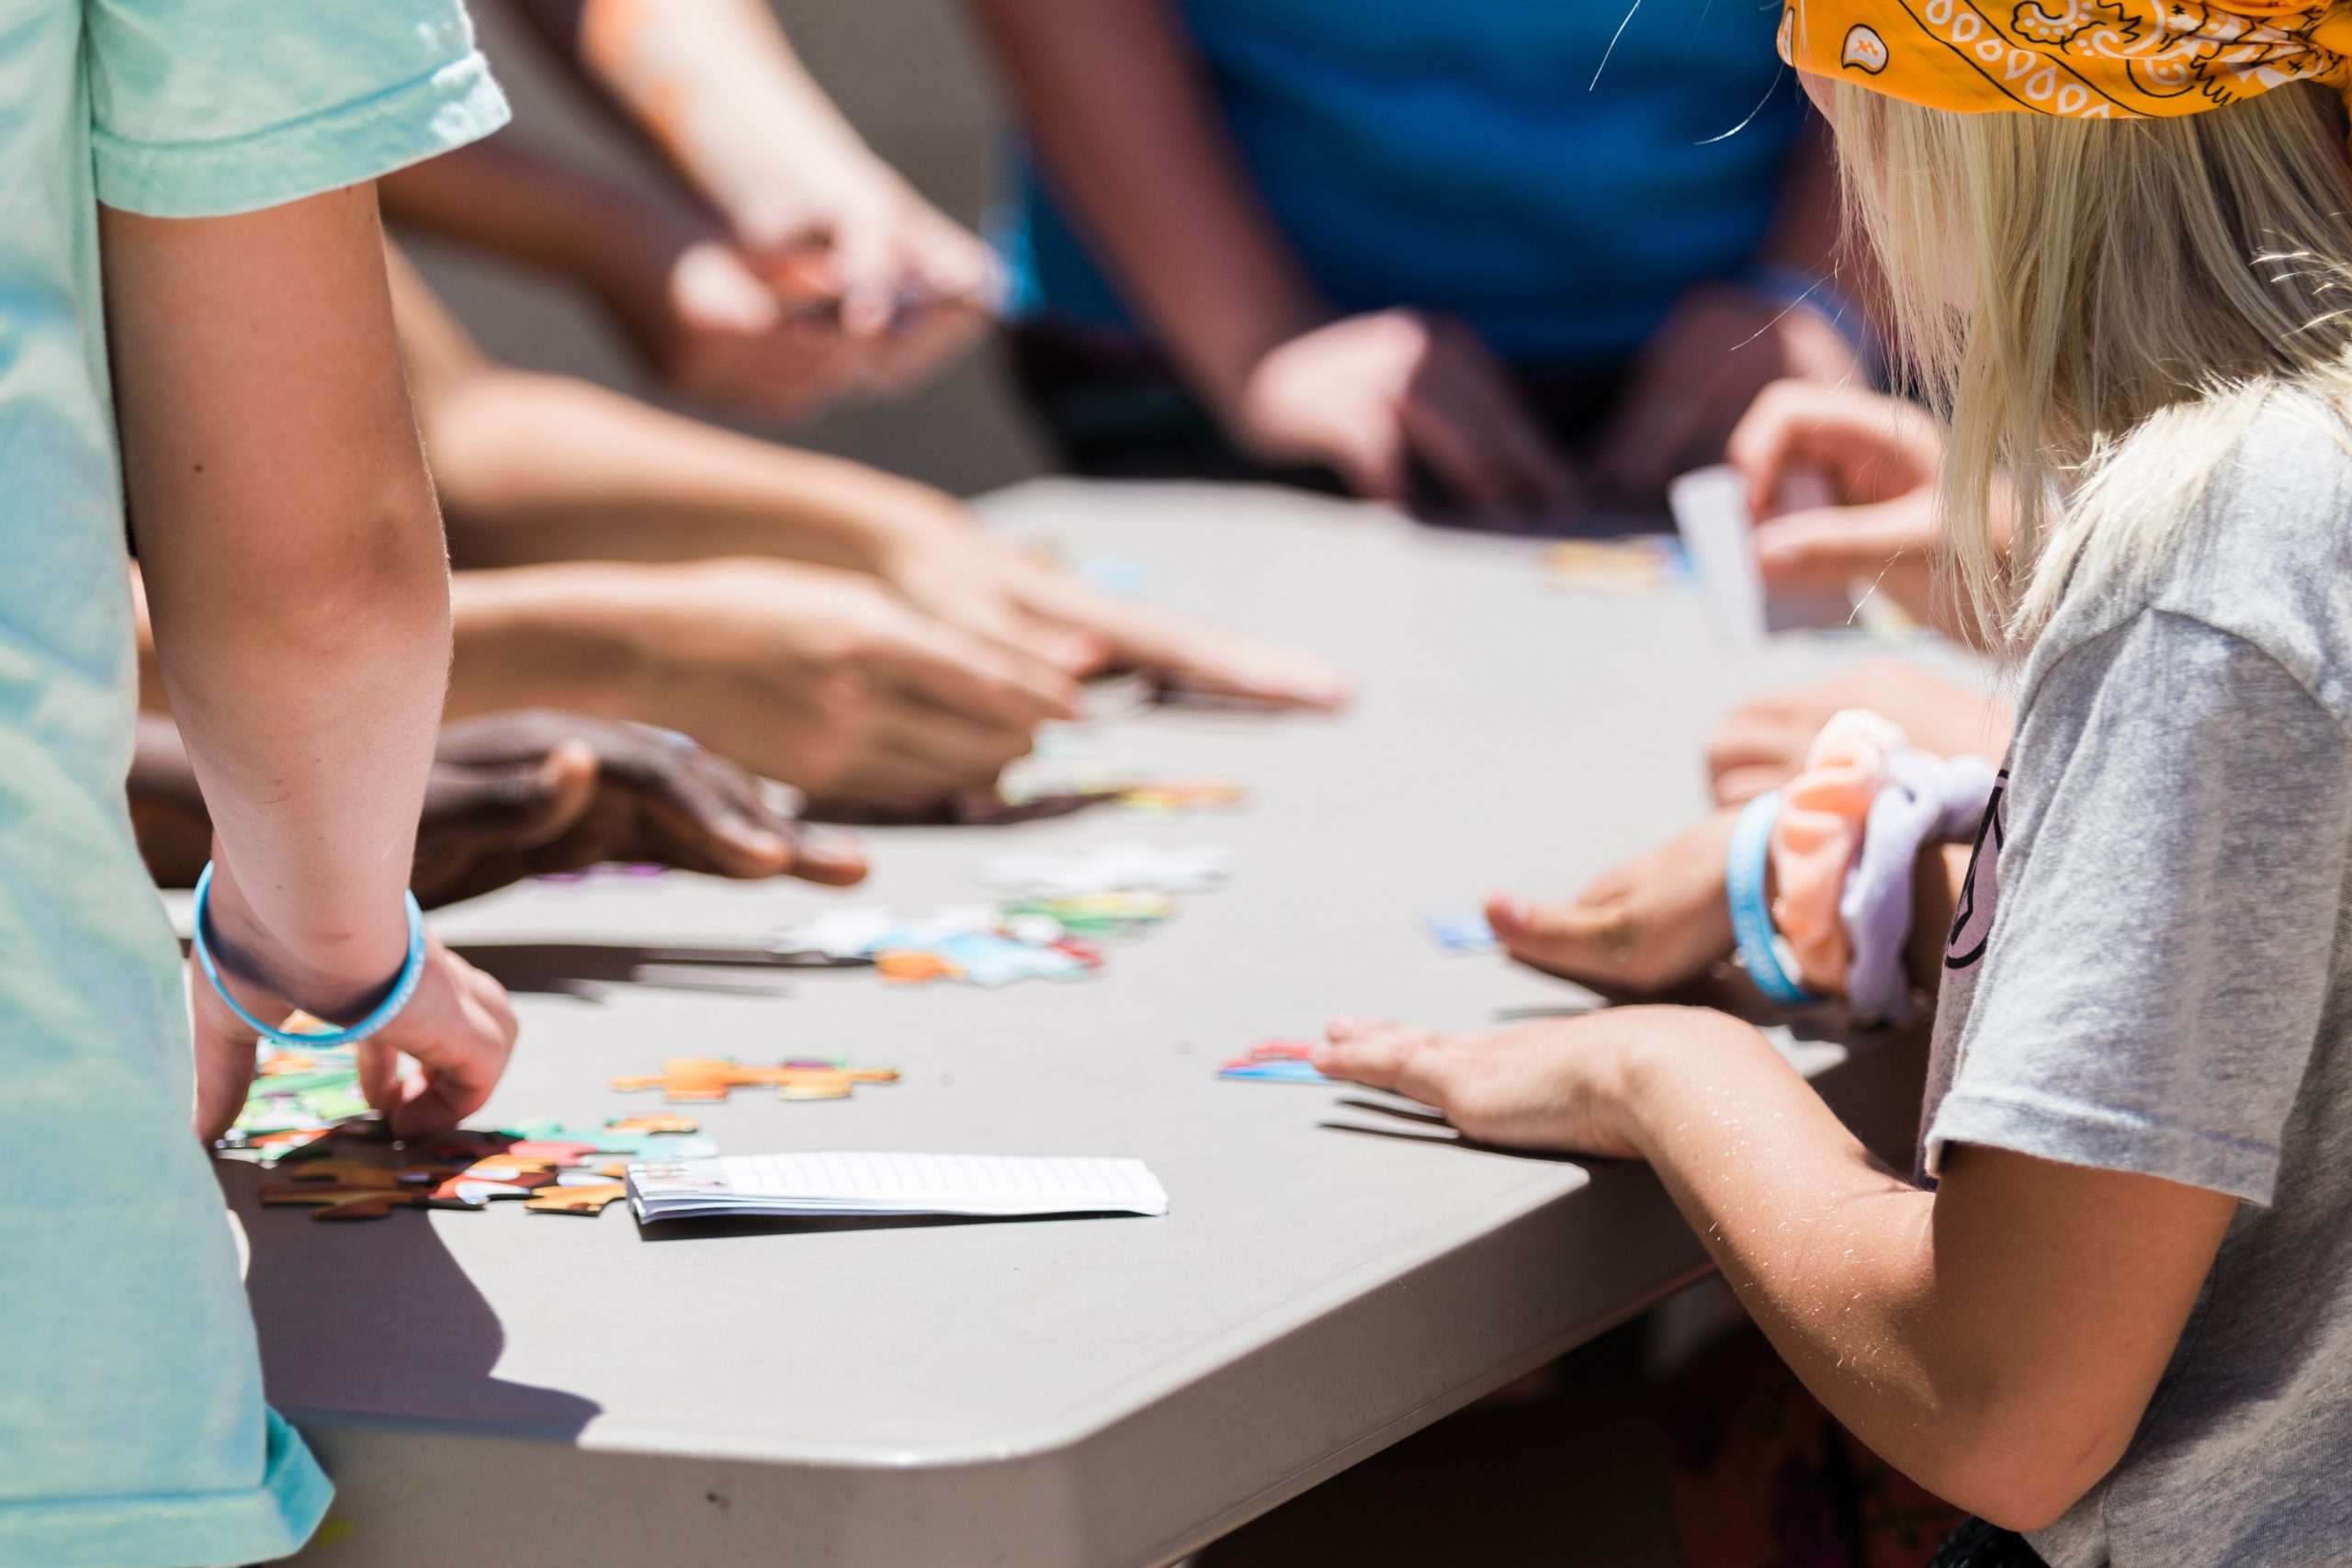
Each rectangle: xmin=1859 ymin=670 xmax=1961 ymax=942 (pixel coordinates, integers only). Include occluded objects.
xmin=1945 ymin=768 xmax=2007 ymax=972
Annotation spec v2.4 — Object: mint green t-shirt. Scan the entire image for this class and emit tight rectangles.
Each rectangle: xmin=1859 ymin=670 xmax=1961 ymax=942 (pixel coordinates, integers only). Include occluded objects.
xmin=0 ymin=6 xmax=505 ymax=1563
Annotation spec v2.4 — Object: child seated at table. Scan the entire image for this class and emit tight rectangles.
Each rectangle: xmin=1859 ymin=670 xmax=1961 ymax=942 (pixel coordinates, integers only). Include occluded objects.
xmin=1319 ymin=8 xmax=2352 ymax=1563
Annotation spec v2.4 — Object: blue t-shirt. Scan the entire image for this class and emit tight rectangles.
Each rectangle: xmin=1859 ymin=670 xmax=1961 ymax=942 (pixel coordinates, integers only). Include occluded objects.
xmin=996 ymin=0 xmax=1804 ymax=365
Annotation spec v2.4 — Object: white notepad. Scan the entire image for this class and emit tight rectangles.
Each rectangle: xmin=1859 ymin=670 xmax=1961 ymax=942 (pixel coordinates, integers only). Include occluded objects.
xmin=627 ymin=1153 xmax=1170 ymax=1224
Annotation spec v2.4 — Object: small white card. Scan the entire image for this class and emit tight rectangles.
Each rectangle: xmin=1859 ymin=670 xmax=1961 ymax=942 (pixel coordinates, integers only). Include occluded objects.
xmin=627 ymin=1152 xmax=1170 ymax=1224
xmin=1668 ymin=464 xmax=1854 ymax=648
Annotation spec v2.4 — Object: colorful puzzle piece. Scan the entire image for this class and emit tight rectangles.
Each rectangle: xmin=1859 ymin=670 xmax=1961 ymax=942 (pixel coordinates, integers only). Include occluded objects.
xmin=1424 ymin=910 xmax=1498 ymax=953
xmin=1115 ymin=776 xmax=1245 ymax=818
xmin=611 ymin=1057 xmax=899 ymax=1104
xmin=523 ymin=1182 xmax=629 ymax=1215
xmin=1542 ymin=536 xmax=1690 ymax=596
xmin=1218 ymin=1041 xmax=1333 ymax=1085
xmin=219 ymin=1043 xmax=371 ymax=1158
xmin=774 ymin=904 xmax=1103 ymax=988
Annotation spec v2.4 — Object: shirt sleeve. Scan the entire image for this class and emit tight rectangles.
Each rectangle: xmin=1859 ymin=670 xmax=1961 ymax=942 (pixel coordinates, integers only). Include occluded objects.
xmin=85 ymin=0 xmax=510 ymax=218
xmin=1928 ymin=608 xmax=2352 ymax=1205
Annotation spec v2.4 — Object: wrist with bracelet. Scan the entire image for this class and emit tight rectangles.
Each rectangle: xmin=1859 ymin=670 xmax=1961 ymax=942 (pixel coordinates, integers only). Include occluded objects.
xmin=1726 ymin=710 xmax=1997 ymax=1022
xmin=191 ymin=862 xmax=428 ymax=1047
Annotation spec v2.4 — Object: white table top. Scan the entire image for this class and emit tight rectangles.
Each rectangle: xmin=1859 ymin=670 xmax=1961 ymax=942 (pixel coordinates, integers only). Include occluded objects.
xmin=252 ymin=480 xmax=1946 ymax=1568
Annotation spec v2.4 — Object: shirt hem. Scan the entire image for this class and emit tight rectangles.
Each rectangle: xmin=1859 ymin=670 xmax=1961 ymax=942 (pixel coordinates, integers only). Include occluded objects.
xmin=0 ymin=1409 xmax=331 ymax=1566
xmin=1926 ymin=1090 xmax=2278 ymax=1206
xmin=93 ymin=51 xmax=510 ymax=219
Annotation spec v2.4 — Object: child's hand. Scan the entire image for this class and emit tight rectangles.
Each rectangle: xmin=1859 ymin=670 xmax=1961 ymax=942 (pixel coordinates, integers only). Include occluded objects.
xmin=610 ymin=559 xmax=1080 ymax=818
xmin=1598 ymin=286 xmax=1864 ymax=499
xmin=1725 ymin=380 xmax=1952 ymax=634
xmin=1315 ymin=1009 xmax=1741 ymax=1158
xmin=191 ymin=936 xmax=517 ymax=1145
xmin=414 ymin=713 xmax=867 ymax=906
xmin=1483 ymin=809 xmax=1739 ymax=994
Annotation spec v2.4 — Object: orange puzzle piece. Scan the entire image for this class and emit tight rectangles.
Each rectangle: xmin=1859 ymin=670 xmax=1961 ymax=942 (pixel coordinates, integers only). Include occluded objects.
xmin=524 ymin=1182 xmax=629 ymax=1215
xmin=611 ymin=1056 xmax=899 ymax=1104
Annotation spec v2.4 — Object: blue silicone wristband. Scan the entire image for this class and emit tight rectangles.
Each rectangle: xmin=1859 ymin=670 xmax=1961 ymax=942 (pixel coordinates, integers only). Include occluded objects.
xmin=192 ymin=862 xmax=427 ymax=1048
xmin=1725 ymin=790 xmax=1822 ymax=1007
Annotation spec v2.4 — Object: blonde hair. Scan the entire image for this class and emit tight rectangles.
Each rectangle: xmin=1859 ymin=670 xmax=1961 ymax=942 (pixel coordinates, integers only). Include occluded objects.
xmin=1831 ymin=80 xmax=2352 ymax=649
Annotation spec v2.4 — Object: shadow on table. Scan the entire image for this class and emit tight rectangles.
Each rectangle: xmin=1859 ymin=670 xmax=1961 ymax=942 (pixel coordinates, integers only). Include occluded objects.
xmin=453 ymin=941 xmax=858 ymax=999
xmin=218 ymin=1160 xmax=603 ymax=1440
xmin=634 ymin=1211 xmax=1151 ymax=1243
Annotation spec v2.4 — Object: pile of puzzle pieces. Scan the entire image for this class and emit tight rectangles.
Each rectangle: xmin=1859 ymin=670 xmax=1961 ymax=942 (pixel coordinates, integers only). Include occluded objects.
xmin=256 ymin=1115 xmax=716 ymax=1221
xmin=220 ymin=1046 xmax=373 ymax=1161
xmin=767 ymin=842 xmax=1229 ymax=988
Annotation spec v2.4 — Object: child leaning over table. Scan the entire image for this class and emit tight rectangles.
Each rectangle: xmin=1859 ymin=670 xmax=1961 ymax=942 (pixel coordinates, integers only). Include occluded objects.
xmin=0 ymin=4 xmax=522 ymax=1563
xmin=1317 ymin=5 xmax=2352 ymax=1564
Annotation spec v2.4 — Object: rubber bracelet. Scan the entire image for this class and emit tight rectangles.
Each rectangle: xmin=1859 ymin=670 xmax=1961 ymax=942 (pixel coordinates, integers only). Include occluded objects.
xmin=192 ymin=862 xmax=427 ymax=1048
xmin=1726 ymin=791 xmax=1822 ymax=1007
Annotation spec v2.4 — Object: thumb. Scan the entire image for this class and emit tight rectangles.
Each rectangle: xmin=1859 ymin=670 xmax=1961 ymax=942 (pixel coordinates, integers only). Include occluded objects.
xmin=672 ymin=242 xmax=786 ymax=336
xmin=425 ymin=741 xmax=599 ymax=849
xmin=190 ymin=1011 xmax=260 ymax=1145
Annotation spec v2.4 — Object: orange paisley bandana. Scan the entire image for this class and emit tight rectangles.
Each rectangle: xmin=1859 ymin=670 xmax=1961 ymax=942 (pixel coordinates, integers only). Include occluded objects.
xmin=1779 ymin=0 xmax=2352 ymax=118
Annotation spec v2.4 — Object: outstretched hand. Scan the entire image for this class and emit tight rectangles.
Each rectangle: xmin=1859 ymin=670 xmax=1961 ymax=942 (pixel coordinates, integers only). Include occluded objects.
xmin=1483 ymin=809 xmax=1740 ymax=996
xmin=415 ymin=711 xmax=868 ymax=906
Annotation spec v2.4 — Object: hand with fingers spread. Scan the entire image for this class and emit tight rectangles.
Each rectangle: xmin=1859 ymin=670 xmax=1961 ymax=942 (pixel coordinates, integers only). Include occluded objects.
xmin=413 ymin=712 xmax=868 ymax=905
xmin=830 ymin=480 xmax=1351 ymax=709
xmin=1597 ymin=285 xmax=1866 ymax=502
xmin=1484 ymin=810 xmax=1740 ymax=995
xmin=1706 ymin=664 xmax=2012 ymax=807
xmin=594 ymin=558 xmax=1080 ymax=819
xmin=1315 ymin=1010 xmax=1731 ymax=1158
xmin=1229 ymin=310 xmax=1580 ymax=518
xmin=989 ymin=554 xmax=1353 ymax=711
xmin=131 ymin=709 xmax=869 ymax=907
xmin=1723 ymin=379 xmax=1970 ymax=637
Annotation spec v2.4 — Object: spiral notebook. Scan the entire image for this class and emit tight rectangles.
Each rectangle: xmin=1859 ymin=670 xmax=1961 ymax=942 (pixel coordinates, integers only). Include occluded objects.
xmin=627 ymin=1152 xmax=1170 ymax=1224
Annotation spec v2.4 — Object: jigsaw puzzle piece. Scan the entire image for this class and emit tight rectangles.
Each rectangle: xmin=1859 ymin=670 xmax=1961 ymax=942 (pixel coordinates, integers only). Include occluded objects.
xmin=524 ymin=1182 xmax=629 ymax=1215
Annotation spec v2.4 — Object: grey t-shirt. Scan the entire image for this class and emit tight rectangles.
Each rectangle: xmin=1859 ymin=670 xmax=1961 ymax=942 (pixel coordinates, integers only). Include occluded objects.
xmin=1924 ymin=400 xmax=2352 ymax=1567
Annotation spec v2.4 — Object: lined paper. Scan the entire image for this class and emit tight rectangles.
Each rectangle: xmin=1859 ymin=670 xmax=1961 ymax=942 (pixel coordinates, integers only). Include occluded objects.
xmin=627 ymin=1153 xmax=1170 ymax=1224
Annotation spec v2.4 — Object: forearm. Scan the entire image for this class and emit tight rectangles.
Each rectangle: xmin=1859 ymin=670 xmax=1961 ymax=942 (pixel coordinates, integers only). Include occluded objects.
xmin=379 ymin=140 xmax=694 ymax=310
xmin=967 ymin=0 xmax=1325 ymax=405
xmin=447 ymin=563 xmax=652 ymax=721
xmin=425 ymin=368 xmax=931 ymax=572
xmin=1619 ymin=1017 xmax=1989 ymax=1502
xmin=108 ymin=191 xmax=447 ymax=1002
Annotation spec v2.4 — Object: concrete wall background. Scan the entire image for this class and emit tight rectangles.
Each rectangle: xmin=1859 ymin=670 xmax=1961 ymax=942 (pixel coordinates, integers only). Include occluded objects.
xmin=403 ymin=1 xmax=1047 ymax=498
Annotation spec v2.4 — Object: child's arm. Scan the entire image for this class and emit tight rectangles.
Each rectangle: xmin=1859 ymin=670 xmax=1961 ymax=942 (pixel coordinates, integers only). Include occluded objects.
xmin=966 ymin=0 xmax=1572 ymax=513
xmin=1317 ymin=1010 xmax=2236 ymax=1529
xmin=476 ymin=0 xmax=989 ymax=412
xmin=390 ymin=248 xmax=1350 ymax=712
xmin=106 ymin=185 xmax=514 ymax=1137
xmin=110 ymin=186 xmax=443 ymax=1002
